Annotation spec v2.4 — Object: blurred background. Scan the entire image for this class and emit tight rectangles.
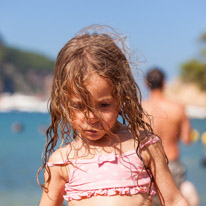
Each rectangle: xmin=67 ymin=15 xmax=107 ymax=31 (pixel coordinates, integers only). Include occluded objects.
xmin=0 ymin=0 xmax=206 ymax=205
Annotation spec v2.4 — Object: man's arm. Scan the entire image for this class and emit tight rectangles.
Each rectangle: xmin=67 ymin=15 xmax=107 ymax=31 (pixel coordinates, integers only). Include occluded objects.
xmin=179 ymin=105 xmax=191 ymax=145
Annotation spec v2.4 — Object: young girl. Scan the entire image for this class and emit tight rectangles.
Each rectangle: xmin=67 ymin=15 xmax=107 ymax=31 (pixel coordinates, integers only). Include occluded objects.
xmin=38 ymin=25 xmax=188 ymax=206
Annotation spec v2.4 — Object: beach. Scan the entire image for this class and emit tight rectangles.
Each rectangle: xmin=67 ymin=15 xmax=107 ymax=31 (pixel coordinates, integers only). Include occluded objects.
xmin=0 ymin=92 xmax=206 ymax=119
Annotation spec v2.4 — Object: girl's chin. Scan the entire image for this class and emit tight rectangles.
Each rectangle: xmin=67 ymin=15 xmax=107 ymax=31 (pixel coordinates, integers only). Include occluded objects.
xmin=82 ymin=132 xmax=106 ymax=142
xmin=85 ymin=135 xmax=105 ymax=141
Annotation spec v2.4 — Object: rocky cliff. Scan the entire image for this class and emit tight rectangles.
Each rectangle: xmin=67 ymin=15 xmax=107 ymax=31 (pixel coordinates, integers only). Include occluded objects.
xmin=165 ymin=79 xmax=206 ymax=107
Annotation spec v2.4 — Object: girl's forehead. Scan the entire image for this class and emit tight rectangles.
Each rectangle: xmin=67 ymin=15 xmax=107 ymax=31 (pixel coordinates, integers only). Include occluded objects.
xmin=84 ymin=73 xmax=112 ymax=90
xmin=70 ymin=73 xmax=114 ymax=101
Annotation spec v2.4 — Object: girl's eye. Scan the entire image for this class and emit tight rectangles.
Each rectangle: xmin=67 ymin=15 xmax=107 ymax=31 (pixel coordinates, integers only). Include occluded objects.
xmin=71 ymin=103 xmax=84 ymax=110
xmin=100 ymin=103 xmax=110 ymax=108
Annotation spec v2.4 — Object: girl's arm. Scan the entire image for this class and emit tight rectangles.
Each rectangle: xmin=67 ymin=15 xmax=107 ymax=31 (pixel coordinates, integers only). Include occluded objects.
xmin=39 ymin=150 xmax=68 ymax=206
xmin=142 ymin=139 xmax=189 ymax=206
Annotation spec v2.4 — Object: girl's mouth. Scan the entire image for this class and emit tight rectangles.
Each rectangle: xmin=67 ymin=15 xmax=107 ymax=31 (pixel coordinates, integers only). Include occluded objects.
xmin=86 ymin=130 xmax=98 ymax=133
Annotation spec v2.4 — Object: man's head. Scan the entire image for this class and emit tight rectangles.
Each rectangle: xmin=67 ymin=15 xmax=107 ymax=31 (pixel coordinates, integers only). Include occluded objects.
xmin=145 ymin=68 xmax=165 ymax=90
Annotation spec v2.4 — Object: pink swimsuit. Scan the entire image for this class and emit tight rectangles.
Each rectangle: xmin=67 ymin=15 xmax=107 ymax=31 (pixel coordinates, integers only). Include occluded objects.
xmin=48 ymin=136 xmax=159 ymax=201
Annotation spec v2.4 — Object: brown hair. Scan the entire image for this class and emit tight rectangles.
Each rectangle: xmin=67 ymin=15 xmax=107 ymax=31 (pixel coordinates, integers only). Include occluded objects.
xmin=37 ymin=25 xmax=153 ymax=190
xmin=145 ymin=67 xmax=165 ymax=90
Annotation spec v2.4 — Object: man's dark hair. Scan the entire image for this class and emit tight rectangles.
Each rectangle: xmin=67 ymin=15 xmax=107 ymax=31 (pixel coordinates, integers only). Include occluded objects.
xmin=145 ymin=68 xmax=165 ymax=90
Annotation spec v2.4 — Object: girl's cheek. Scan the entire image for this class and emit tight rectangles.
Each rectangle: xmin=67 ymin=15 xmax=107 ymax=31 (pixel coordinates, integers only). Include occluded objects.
xmin=73 ymin=112 xmax=87 ymax=125
xmin=103 ymin=113 xmax=118 ymax=125
xmin=72 ymin=110 xmax=83 ymax=119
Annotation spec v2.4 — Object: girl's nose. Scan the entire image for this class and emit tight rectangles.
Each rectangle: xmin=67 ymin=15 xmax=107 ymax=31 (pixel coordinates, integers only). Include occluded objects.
xmin=87 ymin=111 xmax=98 ymax=123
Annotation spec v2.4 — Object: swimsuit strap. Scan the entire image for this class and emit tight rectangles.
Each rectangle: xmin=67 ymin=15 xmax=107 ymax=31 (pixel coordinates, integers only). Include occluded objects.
xmin=47 ymin=160 xmax=70 ymax=167
xmin=140 ymin=135 xmax=159 ymax=149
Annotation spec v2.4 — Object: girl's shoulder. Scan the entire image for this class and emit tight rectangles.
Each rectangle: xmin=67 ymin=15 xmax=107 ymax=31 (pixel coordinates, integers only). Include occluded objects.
xmin=47 ymin=143 xmax=74 ymax=166
xmin=116 ymin=126 xmax=160 ymax=153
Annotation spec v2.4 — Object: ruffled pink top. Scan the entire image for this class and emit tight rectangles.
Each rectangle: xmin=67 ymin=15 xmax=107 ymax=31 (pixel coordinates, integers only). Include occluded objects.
xmin=47 ymin=136 xmax=159 ymax=201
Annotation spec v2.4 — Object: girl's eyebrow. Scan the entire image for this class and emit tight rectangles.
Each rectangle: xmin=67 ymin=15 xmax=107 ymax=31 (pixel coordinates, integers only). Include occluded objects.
xmin=98 ymin=97 xmax=113 ymax=101
xmin=96 ymin=96 xmax=114 ymax=102
xmin=71 ymin=100 xmax=82 ymax=104
xmin=70 ymin=96 xmax=82 ymax=102
xmin=70 ymin=96 xmax=114 ymax=103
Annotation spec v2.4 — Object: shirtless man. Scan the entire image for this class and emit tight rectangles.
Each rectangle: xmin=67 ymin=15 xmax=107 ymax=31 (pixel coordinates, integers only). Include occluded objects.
xmin=143 ymin=68 xmax=199 ymax=206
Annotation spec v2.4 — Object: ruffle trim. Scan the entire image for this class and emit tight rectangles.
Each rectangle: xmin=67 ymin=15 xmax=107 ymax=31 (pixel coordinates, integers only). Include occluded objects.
xmin=64 ymin=186 xmax=156 ymax=201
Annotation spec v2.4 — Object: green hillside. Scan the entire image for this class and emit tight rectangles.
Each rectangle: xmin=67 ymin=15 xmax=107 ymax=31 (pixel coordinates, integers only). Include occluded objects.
xmin=0 ymin=40 xmax=55 ymax=96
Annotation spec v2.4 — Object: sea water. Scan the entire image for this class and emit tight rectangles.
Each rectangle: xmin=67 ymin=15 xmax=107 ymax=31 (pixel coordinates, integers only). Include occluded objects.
xmin=0 ymin=112 xmax=206 ymax=206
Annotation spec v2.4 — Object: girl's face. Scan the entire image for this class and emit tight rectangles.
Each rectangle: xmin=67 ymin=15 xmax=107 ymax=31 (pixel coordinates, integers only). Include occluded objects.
xmin=70 ymin=73 xmax=119 ymax=141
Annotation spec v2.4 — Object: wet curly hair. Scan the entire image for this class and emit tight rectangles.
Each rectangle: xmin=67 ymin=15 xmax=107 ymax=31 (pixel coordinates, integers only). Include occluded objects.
xmin=37 ymin=25 xmax=153 ymax=191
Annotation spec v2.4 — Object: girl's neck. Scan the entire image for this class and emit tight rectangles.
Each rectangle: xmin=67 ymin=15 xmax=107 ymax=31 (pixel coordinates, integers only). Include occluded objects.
xmin=72 ymin=124 xmax=134 ymax=157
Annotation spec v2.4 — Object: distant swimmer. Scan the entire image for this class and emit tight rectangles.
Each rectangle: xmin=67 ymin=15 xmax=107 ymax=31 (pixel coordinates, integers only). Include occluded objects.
xmin=11 ymin=122 xmax=23 ymax=133
xmin=143 ymin=68 xmax=199 ymax=206
xmin=38 ymin=125 xmax=47 ymax=135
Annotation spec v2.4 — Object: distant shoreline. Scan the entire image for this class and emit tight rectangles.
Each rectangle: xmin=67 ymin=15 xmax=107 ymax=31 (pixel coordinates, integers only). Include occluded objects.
xmin=0 ymin=93 xmax=48 ymax=113
xmin=0 ymin=93 xmax=206 ymax=119
xmin=165 ymin=79 xmax=206 ymax=107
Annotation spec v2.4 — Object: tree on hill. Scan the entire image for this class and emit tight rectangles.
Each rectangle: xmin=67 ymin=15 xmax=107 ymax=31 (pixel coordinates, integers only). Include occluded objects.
xmin=180 ymin=33 xmax=206 ymax=90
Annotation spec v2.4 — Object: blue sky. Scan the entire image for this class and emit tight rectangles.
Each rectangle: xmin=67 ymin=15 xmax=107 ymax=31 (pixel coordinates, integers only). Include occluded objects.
xmin=0 ymin=0 xmax=205 ymax=84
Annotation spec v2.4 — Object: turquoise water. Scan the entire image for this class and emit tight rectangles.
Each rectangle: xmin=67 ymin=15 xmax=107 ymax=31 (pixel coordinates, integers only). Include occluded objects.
xmin=0 ymin=112 xmax=48 ymax=206
xmin=180 ymin=118 xmax=206 ymax=205
xmin=0 ymin=112 xmax=206 ymax=206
